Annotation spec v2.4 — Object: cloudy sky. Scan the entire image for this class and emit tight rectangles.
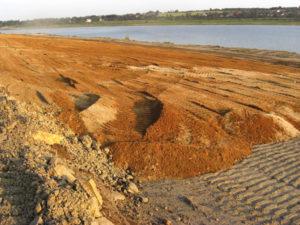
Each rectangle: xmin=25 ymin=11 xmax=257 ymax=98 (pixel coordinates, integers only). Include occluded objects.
xmin=1 ymin=0 xmax=299 ymax=20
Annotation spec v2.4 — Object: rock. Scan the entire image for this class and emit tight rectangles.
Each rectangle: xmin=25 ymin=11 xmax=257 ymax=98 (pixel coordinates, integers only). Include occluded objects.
xmin=91 ymin=222 xmax=98 ymax=225
xmin=96 ymin=217 xmax=115 ymax=225
xmin=69 ymin=136 xmax=78 ymax=144
xmin=90 ymin=197 xmax=102 ymax=218
xmin=0 ymin=133 xmax=7 ymax=142
xmin=53 ymin=189 xmax=60 ymax=197
xmin=35 ymin=202 xmax=42 ymax=214
xmin=127 ymin=182 xmax=139 ymax=194
xmin=163 ymin=219 xmax=173 ymax=225
xmin=32 ymin=131 xmax=65 ymax=145
xmin=30 ymin=216 xmax=43 ymax=225
xmin=100 ymin=173 xmax=107 ymax=180
xmin=142 ymin=197 xmax=149 ymax=203
xmin=6 ymin=121 xmax=17 ymax=131
xmin=104 ymin=148 xmax=110 ymax=154
xmin=80 ymin=135 xmax=93 ymax=149
xmin=88 ymin=179 xmax=103 ymax=206
xmin=92 ymin=140 xmax=101 ymax=150
xmin=54 ymin=164 xmax=76 ymax=183
xmin=47 ymin=194 xmax=56 ymax=208
xmin=126 ymin=175 xmax=134 ymax=180
xmin=110 ymin=191 xmax=126 ymax=202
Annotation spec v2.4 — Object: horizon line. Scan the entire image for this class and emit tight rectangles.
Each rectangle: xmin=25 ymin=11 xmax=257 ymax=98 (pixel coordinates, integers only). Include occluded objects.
xmin=1 ymin=6 xmax=299 ymax=22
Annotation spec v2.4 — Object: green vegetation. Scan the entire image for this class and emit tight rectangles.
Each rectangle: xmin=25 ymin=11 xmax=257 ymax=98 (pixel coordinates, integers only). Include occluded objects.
xmin=77 ymin=18 xmax=300 ymax=26
xmin=1 ymin=7 xmax=300 ymax=28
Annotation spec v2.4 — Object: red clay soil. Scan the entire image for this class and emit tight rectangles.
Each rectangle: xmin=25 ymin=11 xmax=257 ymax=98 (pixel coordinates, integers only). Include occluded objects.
xmin=0 ymin=34 xmax=299 ymax=180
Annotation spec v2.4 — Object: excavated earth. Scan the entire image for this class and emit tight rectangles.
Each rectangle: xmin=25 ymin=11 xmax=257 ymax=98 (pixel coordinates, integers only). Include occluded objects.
xmin=0 ymin=88 xmax=141 ymax=225
xmin=0 ymin=34 xmax=299 ymax=181
xmin=0 ymin=34 xmax=299 ymax=224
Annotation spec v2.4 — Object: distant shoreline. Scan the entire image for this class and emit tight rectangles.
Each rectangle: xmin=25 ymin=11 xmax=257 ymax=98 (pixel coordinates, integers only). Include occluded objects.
xmin=2 ymin=21 xmax=300 ymax=55
xmin=2 ymin=33 xmax=299 ymax=68
xmin=1 ymin=18 xmax=300 ymax=29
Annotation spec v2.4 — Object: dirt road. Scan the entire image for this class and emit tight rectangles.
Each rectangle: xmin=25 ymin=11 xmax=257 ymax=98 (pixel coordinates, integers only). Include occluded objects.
xmin=0 ymin=34 xmax=299 ymax=180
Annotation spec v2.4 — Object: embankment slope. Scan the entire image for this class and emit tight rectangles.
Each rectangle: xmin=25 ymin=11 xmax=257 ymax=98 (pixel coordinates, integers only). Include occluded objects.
xmin=0 ymin=34 xmax=299 ymax=180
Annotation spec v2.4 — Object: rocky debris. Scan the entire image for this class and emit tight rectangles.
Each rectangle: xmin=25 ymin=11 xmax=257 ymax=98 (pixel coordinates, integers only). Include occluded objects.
xmin=86 ymin=179 xmax=104 ymax=207
xmin=30 ymin=215 xmax=43 ymax=225
xmin=32 ymin=131 xmax=65 ymax=145
xmin=79 ymin=134 xmax=93 ymax=149
xmin=180 ymin=196 xmax=197 ymax=210
xmin=163 ymin=219 xmax=173 ymax=225
xmin=141 ymin=197 xmax=149 ymax=203
xmin=53 ymin=163 xmax=77 ymax=183
xmin=127 ymin=182 xmax=139 ymax=194
xmin=0 ymin=88 xmax=138 ymax=225
xmin=110 ymin=191 xmax=126 ymax=202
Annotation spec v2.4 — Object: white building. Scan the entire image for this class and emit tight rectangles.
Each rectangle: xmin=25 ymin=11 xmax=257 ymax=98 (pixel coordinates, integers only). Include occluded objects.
xmin=86 ymin=19 xmax=92 ymax=23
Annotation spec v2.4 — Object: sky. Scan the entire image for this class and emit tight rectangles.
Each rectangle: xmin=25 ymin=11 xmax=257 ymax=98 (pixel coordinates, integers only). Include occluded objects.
xmin=1 ymin=0 xmax=299 ymax=21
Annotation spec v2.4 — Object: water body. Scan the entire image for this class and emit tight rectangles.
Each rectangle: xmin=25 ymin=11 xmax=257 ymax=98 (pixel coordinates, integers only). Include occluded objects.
xmin=2 ymin=25 xmax=300 ymax=53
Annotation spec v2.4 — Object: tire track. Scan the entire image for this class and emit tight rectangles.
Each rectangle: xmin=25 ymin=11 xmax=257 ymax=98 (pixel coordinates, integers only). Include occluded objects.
xmin=140 ymin=138 xmax=300 ymax=225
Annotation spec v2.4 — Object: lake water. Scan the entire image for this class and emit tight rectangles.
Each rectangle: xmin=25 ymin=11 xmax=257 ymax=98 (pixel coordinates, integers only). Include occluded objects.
xmin=2 ymin=25 xmax=300 ymax=53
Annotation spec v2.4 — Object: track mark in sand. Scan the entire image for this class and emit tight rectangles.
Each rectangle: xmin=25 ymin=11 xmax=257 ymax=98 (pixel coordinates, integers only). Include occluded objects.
xmin=97 ymin=83 xmax=109 ymax=90
xmin=0 ymin=150 xmax=39 ymax=225
xmin=196 ymin=87 xmax=229 ymax=98
xmin=190 ymin=101 xmax=231 ymax=116
xmin=133 ymin=91 xmax=163 ymax=136
xmin=183 ymin=78 xmax=199 ymax=84
xmin=185 ymin=109 xmax=205 ymax=121
xmin=58 ymin=74 xmax=78 ymax=88
xmin=36 ymin=91 xmax=49 ymax=104
xmin=219 ymin=71 xmax=234 ymax=76
xmin=218 ymin=87 xmax=256 ymax=99
xmin=268 ymin=114 xmax=300 ymax=138
xmin=73 ymin=93 xmax=101 ymax=112
xmin=112 ymin=79 xmax=124 ymax=86
xmin=140 ymin=138 xmax=300 ymax=225
xmin=257 ymin=78 xmax=291 ymax=89
xmin=233 ymin=100 xmax=265 ymax=112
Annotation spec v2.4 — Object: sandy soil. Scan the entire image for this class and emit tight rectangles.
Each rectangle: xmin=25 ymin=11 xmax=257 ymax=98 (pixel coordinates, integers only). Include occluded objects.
xmin=0 ymin=34 xmax=299 ymax=181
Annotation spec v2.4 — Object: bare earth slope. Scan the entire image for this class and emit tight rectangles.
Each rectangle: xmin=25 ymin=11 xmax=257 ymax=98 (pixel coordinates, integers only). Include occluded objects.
xmin=0 ymin=34 xmax=299 ymax=180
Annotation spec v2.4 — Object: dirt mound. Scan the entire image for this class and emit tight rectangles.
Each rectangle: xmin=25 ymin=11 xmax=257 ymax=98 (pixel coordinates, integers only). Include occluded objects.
xmin=112 ymin=106 xmax=285 ymax=179
xmin=0 ymin=34 xmax=299 ymax=180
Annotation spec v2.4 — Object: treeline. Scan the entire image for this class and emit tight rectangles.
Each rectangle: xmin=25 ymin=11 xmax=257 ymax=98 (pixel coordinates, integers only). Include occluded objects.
xmin=1 ymin=7 xmax=300 ymax=27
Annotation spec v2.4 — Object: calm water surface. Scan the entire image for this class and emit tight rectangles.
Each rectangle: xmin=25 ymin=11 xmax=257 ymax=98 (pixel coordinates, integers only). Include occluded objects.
xmin=2 ymin=25 xmax=300 ymax=53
